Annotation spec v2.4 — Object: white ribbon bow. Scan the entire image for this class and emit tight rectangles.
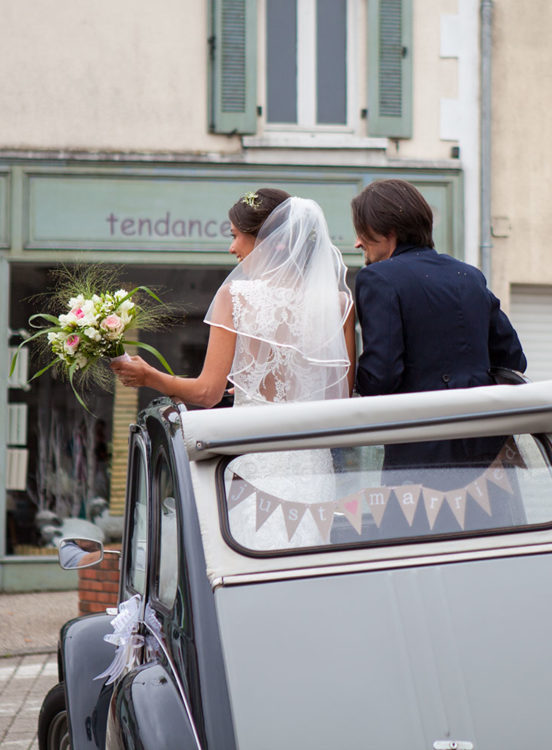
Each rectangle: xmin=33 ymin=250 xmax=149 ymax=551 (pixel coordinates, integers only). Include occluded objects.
xmin=95 ymin=594 xmax=162 ymax=685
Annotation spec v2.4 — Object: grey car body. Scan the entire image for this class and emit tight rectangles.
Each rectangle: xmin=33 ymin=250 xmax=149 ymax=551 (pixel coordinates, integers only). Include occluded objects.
xmin=41 ymin=374 xmax=552 ymax=749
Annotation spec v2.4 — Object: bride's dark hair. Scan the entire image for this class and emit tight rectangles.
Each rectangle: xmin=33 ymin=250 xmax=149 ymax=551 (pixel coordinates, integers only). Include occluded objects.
xmin=229 ymin=187 xmax=291 ymax=236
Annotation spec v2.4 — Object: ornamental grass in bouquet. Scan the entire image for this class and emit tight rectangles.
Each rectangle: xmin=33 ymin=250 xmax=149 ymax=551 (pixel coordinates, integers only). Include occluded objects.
xmin=10 ymin=265 xmax=175 ymax=411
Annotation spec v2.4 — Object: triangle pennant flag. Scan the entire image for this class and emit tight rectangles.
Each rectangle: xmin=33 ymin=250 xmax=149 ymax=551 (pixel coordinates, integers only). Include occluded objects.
xmin=466 ymin=476 xmax=491 ymax=515
xmin=280 ymin=501 xmax=309 ymax=541
xmin=255 ymin=491 xmax=281 ymax=531
xmin=394 ymin=485 xmax=422 ymax=527
xmin=228 ymin=473 xmax=257 ymax=509
xmin=364 ymin=487 xmax=392 ymax=528
xmin=337 ymin=491 xmax=365 ymax=534
xmin=485 ymin=458 xmax=514 ymax=494
xmin=308 ymin=502 xmax=337 ymax=541
xmin=499 ymin=437 xmax=527 ymax=469
xmin=422 ymin=487 xmax=445 ymax=529
xmin=446 ymin=488 xmax=468 ymax=529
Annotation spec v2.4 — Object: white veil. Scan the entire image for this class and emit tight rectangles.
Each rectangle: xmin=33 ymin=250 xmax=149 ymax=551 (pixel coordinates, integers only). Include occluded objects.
xmin=205 ymin=197 xmax=353 ymax=404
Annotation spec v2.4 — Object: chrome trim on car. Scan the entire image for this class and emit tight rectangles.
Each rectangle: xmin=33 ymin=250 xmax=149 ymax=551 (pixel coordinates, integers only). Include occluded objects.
xmin=212 ymin=540 xmax=552 ymax=588
xmin=143 ymin=623 xmax=204 ymax=750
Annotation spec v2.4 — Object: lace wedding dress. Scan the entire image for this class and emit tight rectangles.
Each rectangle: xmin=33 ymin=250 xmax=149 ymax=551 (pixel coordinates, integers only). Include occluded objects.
xmin=206 ymin=197 xmax=353 ymax=551
xmin=225 ymin=279 xmax=340 ymax=550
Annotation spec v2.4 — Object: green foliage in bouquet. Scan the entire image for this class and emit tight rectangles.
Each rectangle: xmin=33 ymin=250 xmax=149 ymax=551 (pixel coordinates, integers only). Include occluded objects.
xmin=10 ymin=266 xmax=175 ymax=411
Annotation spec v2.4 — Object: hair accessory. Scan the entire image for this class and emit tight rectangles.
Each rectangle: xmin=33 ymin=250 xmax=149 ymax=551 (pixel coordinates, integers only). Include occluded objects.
xmin=241 ymin=192 xmax=261 ymax=209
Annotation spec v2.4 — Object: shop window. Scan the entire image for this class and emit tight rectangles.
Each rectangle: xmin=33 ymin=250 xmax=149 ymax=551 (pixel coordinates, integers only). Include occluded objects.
xmin=7 ymin=265 xmax=115 ymax=555
xmin=6 ymin=263 xmax=227 ymax=557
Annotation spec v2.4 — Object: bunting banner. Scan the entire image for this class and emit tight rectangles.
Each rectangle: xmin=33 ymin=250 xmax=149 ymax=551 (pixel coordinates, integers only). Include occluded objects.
xmin=281 ymin=500 xmax=309 ymax=541
xmin=446 ymin=487 xmax=468 ymax=529
xmin=255 ymin=490 xmax=282 ymax=531
xmin=311 ymin=501 xmax=339 ymax=539
xmin=422 ymin=487 xmax=445 ymax=530
xmin=502 ymin=436 xmax=527 ymax=469
xmin=228 ymin=473 xmax=257 ymax=509
xmin=227 ymin=440 xmax=524 ymax=540
xmin=486 ymin=457 xmax=513 ymax=493
xmin=337 ymin=491 xmax=365 ymax=533
xmin=394 ymin=484 xmax=423 ymax=527
xmin=465 ymin=477 xmax=491 ymax=516
xmin=362 ymin=487 xmax=393 ymax=528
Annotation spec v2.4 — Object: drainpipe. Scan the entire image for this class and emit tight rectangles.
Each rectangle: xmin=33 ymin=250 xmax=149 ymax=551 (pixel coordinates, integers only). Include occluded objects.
xmin=480 ymin=0 xmax=493 ymax=281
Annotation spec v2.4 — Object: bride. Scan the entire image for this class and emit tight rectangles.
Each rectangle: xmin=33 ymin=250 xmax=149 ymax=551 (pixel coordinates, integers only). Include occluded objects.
xmin=111 ymin=187 xmax=355 ymax=549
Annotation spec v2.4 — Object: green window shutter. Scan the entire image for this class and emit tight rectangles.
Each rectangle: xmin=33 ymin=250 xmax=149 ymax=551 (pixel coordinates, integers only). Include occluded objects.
xmin=209 ymin=0 xmax=258 ymax=135
xmin=367 ymin=0 xmax=412 ymax=138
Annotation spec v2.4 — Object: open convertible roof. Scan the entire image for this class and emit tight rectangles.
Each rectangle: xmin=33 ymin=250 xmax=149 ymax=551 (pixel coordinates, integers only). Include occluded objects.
xmin=180 ymin=380 xmax=552 ymax=461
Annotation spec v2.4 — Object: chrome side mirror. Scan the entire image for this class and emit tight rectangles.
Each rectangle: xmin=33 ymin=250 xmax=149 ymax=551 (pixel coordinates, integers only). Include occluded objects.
xmin=58 ymin=537 xmax=104 ymax=570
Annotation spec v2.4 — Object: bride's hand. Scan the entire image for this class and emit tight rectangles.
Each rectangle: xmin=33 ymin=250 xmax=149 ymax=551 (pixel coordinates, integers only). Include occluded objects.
xmin=110 ymin=355 xmax=151 ymax=388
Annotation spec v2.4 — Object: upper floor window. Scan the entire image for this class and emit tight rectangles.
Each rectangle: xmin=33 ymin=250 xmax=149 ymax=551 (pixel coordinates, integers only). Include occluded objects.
xmin=265 ymin=0 xmax=349 ymax=129
xmin=209 ymin=0 xmax=412 ymax=140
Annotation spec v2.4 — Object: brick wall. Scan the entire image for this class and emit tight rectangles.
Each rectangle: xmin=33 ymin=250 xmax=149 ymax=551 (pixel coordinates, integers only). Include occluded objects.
xmin=110 ymin=340 xmax=138 ymax=516
xmin=78 ymin=544 xmax=121 ymax=616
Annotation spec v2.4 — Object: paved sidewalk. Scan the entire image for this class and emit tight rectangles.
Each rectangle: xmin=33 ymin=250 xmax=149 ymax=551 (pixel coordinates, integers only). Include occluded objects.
xmin=0 ymin=591 xmax=79 ymax=656
xmin=0 ymin=653 xmax=58 ymax=750
xmin=0 ymin=591 xmax=79 ymax=748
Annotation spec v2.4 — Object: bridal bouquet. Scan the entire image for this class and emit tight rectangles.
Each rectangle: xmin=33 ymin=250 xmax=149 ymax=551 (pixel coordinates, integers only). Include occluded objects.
xmin=10 ymin=266 xmax=174 ymax=410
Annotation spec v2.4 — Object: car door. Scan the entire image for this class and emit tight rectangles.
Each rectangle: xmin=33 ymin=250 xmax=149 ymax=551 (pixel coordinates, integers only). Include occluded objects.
xmin=105 ymin=424 xmax=203 ymax=750
xmin=214 ymin=430 xmax=552 ymax=750
xmin=145 ymin=418 xmax=237 ymax=750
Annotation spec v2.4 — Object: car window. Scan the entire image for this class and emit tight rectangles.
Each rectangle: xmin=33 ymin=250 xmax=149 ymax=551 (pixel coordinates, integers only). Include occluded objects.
xmin=220 ymin=434 xmax=552 ymax=554
xmin=127 ymin=442 xmax=148 ymax=594
xmin=154 ymin=450 xmax=178 ymax=608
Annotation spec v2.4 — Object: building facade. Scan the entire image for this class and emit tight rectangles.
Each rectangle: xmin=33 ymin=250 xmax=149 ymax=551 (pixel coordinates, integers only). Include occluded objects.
xmin=489 ymin=0 xmax=552 ymax=381
xmin=0 ymin=0 xmax=497 ymax=589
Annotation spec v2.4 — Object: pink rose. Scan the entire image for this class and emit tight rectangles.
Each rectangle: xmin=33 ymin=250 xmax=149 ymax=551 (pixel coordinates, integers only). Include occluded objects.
xmin=64 ymin=335 xmax=80 ymax=355
xmin=71 ymin=307 xmax=85 ymax=319
xmin=100 ymin=314 xmax=125 ymax=340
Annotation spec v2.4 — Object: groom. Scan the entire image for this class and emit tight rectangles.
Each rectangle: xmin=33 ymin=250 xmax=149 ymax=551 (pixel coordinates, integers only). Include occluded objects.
xmin=351 ymin=178 xmax=526 ymax=472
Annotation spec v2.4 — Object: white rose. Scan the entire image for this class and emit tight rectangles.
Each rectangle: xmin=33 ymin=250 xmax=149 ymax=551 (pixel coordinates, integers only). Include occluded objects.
xmin=84 ymin=326 xmax=102 ymax=342
xmin=118 ymin=299 xmax=135 ymax=314
xmin=58 ymin=312 xmax=78 ymax=327
xmin=77 ymin=353 xmax=88 ymax=367
xmin=68 ymin=294 xmax=84 ymax=308
xmin=100 ymin=314 xmax=125 ymax=340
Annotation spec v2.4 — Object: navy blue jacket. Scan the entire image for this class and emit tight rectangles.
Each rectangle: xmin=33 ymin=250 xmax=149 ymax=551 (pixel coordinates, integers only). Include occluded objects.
xmin=355 ymin=243 xmax=526 ymax=397
xmin=355 ymin=244 xmax=527 ymax=483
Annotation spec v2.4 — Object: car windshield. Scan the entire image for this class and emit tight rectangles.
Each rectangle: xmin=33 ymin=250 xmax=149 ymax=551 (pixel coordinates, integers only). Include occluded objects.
xmin=220 ymin=433 xmax=552 ymax=553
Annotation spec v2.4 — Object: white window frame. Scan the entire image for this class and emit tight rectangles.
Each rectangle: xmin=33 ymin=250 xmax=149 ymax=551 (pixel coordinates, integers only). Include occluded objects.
xmin=258 ymin=0 xmax=361 ymax=137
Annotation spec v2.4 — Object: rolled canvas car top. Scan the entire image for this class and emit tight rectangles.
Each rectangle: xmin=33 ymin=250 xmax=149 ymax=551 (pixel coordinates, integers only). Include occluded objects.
xmin=181 ymin=379 xmax=552 ymax=459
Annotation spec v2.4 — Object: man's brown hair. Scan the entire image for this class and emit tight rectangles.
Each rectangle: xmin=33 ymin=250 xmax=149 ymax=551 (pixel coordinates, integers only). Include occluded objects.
xmin=351 ymin=179 xmax=434 ymax=248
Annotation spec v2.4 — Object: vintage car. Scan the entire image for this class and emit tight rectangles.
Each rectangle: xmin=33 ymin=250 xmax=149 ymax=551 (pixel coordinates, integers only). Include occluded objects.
xmin=39 ymin=373 xmax=552 ymax=750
